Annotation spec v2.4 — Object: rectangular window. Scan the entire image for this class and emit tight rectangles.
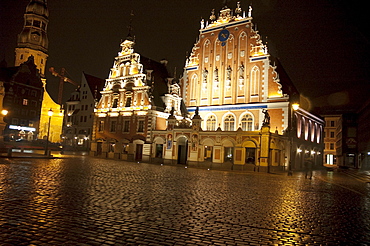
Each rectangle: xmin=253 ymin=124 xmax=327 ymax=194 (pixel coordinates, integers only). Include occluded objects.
xmin=330 ymin=131 xmax=335 ymax=138
xmin=23 ymin=99 xmax=28 ymax=105
xmin=110 ymin=120 xmax=117 ymax=132
xmin=98 ymin=120 xmax=105 ymax=132
xmin=125 ymin=97 xmax=132 ymax=107
xmin=330 ymin=143 xmax=334 ymax=150
xmin=123 ymin=120 xmax=130 ymax=132
xmin=137 ymin=120 xmax=144 ymax=132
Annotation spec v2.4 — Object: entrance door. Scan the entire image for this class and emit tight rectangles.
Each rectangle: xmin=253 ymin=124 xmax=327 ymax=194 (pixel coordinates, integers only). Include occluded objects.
xmin=135 ymin=144 xmax=143 ymax=161
xmin=97 ymin=142 xmax=102 ymax=155
xmin=224 ymin=147 xmax=234 ymax=162
xmin=245 ymin=147 xmax=255 ymax=164
xmin=177 ymin=137 xmax=188 ymax=164
xmin=204 ymin=146 xmax=213 ymax=161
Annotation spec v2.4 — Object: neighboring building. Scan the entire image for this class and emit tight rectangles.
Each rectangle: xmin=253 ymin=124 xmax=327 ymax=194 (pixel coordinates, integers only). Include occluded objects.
xmin=90 ymin=32 xmax=185 ymax=160
xmin=62 ymin=72 xmax=104 ymax=150
xmin=335 ymin=113 xmax=358 ymax=168
xmin=0 ymin=57 xmax=44 ymax=141
xmin=38 ymin=82 xmax=63 ymax=143
xmin=151 ymin=3 xmax=324 ymax=171
xmin=14 ymin=0 xmax=63 ymax=143
xmin=358 ymin=98 xmax=370 ymax=170
xmin=322 ymin=115 xmax=340 ymax=165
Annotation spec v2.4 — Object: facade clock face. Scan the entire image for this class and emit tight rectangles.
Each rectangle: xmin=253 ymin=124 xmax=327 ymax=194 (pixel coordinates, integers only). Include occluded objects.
xmin=218 ymin=29 xmax=230 ymax=42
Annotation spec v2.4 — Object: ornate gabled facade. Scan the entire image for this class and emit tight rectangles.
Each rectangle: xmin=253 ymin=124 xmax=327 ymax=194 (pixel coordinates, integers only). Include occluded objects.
xmin=151 ymin=2 xmax=324 ymax=171
xmin=182 ymin=4 xmax=287 ymax=133
xmin=90 ymin=33 xmax=186 ymax=161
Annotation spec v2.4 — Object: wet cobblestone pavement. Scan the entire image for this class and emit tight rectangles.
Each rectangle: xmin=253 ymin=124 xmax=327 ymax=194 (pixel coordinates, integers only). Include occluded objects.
xmin=1 ymin=157 xmax=370 ymax=245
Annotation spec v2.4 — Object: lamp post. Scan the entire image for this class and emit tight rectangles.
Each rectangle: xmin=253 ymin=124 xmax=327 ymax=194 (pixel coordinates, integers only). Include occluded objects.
xmin=44 ymin=108 xmax=53 ymax=156
xmin=288 ymin=103 xmax=299 ymax=176
xmin=0 ymin=109 xmax=8 ymax=139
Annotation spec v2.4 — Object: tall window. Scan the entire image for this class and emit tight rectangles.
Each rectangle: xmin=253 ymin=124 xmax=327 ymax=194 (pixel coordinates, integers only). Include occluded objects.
xmin=191 ymin=75 xmax=198 ymax=100
xmin=98 ymin=120 xmax=104 ymax=132
xmin=123 ymin=120 xmax=130 ymax=132
xmin=224 ymin=114 xmax=235 ymax=131
xmin=110 ymin=120 xmax=117 ymax=132
xmin=113 ymin=98 xmax=118 ymax=108
xmin=206 ymin=115 xmax=216 ymax=131
xmin=241 ymin=114 xmax=253 ymax=131
xmin=250 ymin=66 xmax=260 ymax=96
xmin=137 ymin=120 xmax=144 ymax=133
xmin=125 ymin=97 xmax=132 ymax=107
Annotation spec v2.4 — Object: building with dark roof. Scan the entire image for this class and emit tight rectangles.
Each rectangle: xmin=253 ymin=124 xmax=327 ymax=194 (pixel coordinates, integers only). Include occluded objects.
xmin=90 ymin=35 xmax=186 ymax=160
xmin=62 ymin=72 xmax=104 ymax=150
xmin=0 ymin=56 xmax=44 ymax=141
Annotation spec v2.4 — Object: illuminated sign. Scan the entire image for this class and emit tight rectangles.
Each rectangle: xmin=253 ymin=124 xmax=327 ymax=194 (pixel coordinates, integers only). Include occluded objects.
xmin=9 ymin=125 xmax=36 ymax=132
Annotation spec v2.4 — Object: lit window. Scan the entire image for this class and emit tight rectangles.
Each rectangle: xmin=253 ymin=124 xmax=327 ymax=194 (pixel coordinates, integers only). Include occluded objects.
xmin=250 ymin=66 xmax=260 ymax=96
xmin=206 ymin=115 xmax=216 ymax=131
xmin=224 ymin=114 xmax=235 ymax=131
xmin=23 ymin=99 xmax=28 ymax=105
xmin=241 ymin=115 xmax=253 ymax=131
xmin=98 ymin=120 xmax=104 ymax=132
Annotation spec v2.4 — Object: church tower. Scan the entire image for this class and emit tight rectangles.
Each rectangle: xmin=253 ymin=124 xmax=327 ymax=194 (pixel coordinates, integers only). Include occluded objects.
xmin=15 ymin=0 xmax=49 ymax=77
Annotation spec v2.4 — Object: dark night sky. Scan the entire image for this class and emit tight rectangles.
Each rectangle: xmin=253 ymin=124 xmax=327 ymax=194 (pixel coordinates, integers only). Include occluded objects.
xmin=1 ymin=0 xmax=369 ymax=111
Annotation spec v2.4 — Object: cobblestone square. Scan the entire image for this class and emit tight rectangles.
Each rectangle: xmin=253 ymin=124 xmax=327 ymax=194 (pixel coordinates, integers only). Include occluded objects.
xmin=1 ymin=156 xmax=370 ymax=245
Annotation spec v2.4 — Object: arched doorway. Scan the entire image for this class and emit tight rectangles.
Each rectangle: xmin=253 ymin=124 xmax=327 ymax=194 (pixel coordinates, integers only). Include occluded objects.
xmin=177 ymin=136 xmax=188 ymax=164
xmin=242 ymin=140 xmax=257 ymax=165
xmin=202 ymin=138 xmax=214 ymax=163
xmin=222 ymin=139 xmax=234 ymax=163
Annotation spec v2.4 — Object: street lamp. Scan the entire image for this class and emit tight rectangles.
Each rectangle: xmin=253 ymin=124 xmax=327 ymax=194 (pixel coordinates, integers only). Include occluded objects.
xmin=288 ymin=103 xmax=299 ymax=176
xmin=1 ymin=109 xmax=8 ymax=116
xmin=0 ymin=109 xmax=8 ymax=143
xmin=44 ymin=108 xmax=53 ymax=156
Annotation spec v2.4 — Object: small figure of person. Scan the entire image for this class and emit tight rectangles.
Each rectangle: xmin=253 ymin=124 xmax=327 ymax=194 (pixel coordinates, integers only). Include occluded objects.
xmin=304 ymin=157 xmax=313 ymax=179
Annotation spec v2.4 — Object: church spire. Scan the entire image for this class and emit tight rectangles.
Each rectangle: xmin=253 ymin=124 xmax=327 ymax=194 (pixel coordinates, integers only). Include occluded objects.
xmin=15 ymin=0 xmax=49 ymax=77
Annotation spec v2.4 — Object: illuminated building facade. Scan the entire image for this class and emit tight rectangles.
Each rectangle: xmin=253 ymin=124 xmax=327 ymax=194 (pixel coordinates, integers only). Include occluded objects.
xmin=90 ymin=33 xmax=186 ymax=160
xmin=151 ymin=3 xmax=324 ymax=171
xmin=322 ymin=115 xmax=340 ymax=165
xmin=0 ymin=57 xmax=43 ymax=141
xmin=12 ymin=0 xmax=63 ymax=143
xmin=62 ymin=73 xmax=104 ymax=150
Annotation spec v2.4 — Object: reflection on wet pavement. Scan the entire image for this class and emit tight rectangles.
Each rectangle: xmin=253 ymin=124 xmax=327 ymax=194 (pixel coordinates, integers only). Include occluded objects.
xmin=0 ymin=157 xmax=369 ymax=245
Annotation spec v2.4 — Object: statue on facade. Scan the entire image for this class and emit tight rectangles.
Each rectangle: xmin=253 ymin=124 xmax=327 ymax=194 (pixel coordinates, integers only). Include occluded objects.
xmin=203 ymin=68 xmax=208 ymax=83
xmin=238 ymin=63 xmax=244 ymax=79
xmin=226 ymin=65 xmax=232 ymax=81
xmin=262 ymin=109 xmax=270 ymax=126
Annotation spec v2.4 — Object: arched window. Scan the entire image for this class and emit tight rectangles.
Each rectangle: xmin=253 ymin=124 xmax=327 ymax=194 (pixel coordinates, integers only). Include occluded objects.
xmin=206 ymin=115 xmax=216 ymax=131
xmin=191 ymin=74 xmax=198 ymax=100
xmin=241 ymin=114 xmax=253 ymax=131
xmin=250 ymin=66 xmax=260 ymax=96
xmin=224 ymin=114 xmax=235 ymax=131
